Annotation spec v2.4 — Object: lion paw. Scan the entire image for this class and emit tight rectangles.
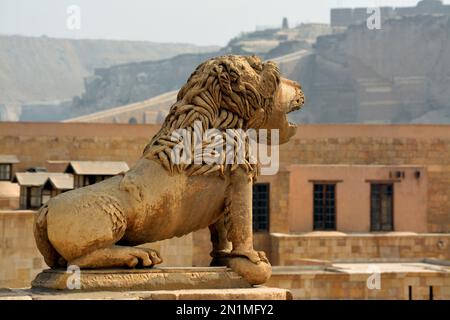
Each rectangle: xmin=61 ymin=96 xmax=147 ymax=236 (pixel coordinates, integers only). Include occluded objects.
xmin=136 ymin=247 xmax=163 ymax=267
xmin=227 ymin=256 xmax=272 ymax=285
xmin=230 ymin=250 xmax=268 ymax=264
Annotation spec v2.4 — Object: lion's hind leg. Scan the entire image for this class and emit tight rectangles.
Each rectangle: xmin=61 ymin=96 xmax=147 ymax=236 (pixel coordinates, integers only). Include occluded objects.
xmin=69 ymin=246 xmax=162 ymax=269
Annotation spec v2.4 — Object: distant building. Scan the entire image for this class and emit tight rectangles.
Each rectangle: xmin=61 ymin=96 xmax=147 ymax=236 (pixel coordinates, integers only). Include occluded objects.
xmin=282 ymin=17 xmax=289 ymax=30
xmin=331 ymin=0 xmax=450 ymax=27
xmin=64 ymin=161 xmax=129 ymax=188
xmin=12 ymin=172 xmax=73 ymax=209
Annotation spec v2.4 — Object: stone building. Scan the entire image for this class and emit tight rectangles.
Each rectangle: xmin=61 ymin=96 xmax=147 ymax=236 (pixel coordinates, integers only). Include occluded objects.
xmin=0 ymin=122 xmax=449 ymax=298
xmin=331 ymin=0 xmax=450 ymax=28
xmin=12 ymin=172 xmax=73 ymax=209
xmin=64 ymin=160 xmax=129 ymax=188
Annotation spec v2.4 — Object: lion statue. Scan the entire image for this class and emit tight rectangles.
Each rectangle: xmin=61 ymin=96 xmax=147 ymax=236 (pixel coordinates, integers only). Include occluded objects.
xmin=34 ymin=55 xmax=305 ymax=285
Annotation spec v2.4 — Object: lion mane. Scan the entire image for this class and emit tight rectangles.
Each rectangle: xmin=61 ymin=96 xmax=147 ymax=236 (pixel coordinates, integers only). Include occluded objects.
xmin=143 ymin=55 xmax=281 ymax=178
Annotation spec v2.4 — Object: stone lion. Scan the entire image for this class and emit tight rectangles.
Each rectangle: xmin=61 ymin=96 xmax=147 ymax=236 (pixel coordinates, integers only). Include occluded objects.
xmin=34 ymin=55 xmax=305 ymax=285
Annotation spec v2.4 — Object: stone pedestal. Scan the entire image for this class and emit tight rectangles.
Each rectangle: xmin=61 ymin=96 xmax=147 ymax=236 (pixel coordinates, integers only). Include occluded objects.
xmin=0 ymin=287 xmax=292 ymax=300
xmin=19 ymin=267 xmax=292 ymax=300
xmin=32 ymin=267 xmax=251 ymax=291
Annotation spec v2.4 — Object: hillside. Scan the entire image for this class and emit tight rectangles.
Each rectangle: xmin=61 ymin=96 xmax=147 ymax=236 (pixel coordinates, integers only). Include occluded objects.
xmin=19 ymin=23 xmax=330 ymax=121
xmin=0 ymin=35 xmax=218 ymax=115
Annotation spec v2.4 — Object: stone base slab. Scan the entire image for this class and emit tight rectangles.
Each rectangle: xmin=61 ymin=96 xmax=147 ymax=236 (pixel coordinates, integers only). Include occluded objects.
xmin=0 ymin=287 xmax=292 ymax=300
xmin=31 ymin=267 xmax=253 ymax=291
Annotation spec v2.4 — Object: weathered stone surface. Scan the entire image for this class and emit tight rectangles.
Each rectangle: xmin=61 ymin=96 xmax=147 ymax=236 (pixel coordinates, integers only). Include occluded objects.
xmin=31 ymin=267 xmax=251 ymax=291
xmin=32 ymin=55 xmax=304 ymax=286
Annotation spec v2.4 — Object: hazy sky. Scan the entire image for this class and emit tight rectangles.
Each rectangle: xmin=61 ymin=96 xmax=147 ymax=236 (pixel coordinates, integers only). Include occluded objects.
xmin=1 ymin=0 xmax=448 ymax=46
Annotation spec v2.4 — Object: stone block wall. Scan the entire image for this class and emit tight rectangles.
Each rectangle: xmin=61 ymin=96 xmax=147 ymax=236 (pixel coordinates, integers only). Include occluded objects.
xmin=270 ymin=233 xmax=450 ymax=265
xmin=278 ymin=125 xmax=450 ymax=233
xmin=267 ymin=270 xmax=450 ymax=300
xmin=0 ymin=122 xmax=159 ymax=172
xmin=0 ymin=211 xmax=44 ymax=288
xmin=1 ymin=123 xmax=449 ymax=232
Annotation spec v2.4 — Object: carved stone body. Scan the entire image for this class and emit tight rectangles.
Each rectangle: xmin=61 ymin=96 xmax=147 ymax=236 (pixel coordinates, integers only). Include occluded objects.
xmin=34 ymin=55 xmax=305 ymax=285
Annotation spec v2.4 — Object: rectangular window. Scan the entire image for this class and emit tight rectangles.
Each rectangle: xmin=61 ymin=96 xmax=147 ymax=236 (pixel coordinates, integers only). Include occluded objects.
xmin=0 ymin=164 xmax=11 ymax=181
xmin=371 ymin=184 xmax=394 ymax=231
xmin=29 ymin=187 xmax=42 ymax=209
xmin=252 ymin=183 xmax=270 ymax=232
xmin=313 ymin=184 xmax=336 ymax=230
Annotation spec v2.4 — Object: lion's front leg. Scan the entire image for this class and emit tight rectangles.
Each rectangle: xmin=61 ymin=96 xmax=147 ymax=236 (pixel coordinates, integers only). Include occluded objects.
xmin=222 ymin=169 xmax=272 ymax=285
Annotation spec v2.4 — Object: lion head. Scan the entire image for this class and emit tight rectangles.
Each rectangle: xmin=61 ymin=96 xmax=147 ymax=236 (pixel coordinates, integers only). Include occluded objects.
xmin=143 ymin=55 xmax=305 ymax=177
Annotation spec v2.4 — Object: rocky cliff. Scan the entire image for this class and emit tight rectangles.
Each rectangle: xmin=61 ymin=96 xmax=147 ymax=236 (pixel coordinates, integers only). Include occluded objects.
xmin=69 ymin=52 xmax=221 ymax=118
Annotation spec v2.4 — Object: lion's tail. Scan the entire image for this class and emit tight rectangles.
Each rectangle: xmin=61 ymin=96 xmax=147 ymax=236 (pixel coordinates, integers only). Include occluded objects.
xmin=34 ymin=204 xmax=66 ymax=268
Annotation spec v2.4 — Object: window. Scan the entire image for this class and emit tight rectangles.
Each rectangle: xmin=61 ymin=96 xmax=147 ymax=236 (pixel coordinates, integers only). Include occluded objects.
xmin=74 ymin=175 xmax=111 ymax=188
xmin=29 ymin=187 xmax=42 ymax=208
xmin=253 ymin=183 xmax=270 ymax=232
xmin=313 ymin=184 xmax=336 ymax=230
xmin=0 ymin=164 xmax=11 ymax=180
xmin=371 ymin=184 xmax=394 ymax=231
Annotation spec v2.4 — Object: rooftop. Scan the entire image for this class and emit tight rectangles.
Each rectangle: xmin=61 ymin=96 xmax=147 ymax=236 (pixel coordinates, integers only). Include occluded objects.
xmin=64 ymin=161 xmax=129 ymax=176
xmin=0 ymin=155 xmax=19 ymax=164
xmin=12 ymin=172 xmax=73 ymax=189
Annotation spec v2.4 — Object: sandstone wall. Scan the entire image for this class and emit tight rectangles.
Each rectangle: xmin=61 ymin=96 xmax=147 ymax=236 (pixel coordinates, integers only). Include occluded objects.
xmin=271 ymin=233 xmax=450 ymax=265
xmin=0 ymin=122 xmax=449 ymax=232
xmin=278 ymin=125 xmax=450 ymax=233
xmin=0 ymin=211 xmax=44 ymax=288
xmin=0 ymin=122 xmax=159 ymax=171
xmin=267 ymin=268 xmax=450 ymax=300
xmin=0 ymin=122 xmax=449 ymax=287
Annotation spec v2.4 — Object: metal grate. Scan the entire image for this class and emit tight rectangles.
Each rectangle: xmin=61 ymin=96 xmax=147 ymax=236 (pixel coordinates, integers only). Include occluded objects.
xmin=252 ymin=183 xmax=270 ymax=232
xmin=313 ymin=184 xmax=336 ymax=230
xmin=371 ymin=184 xmax=394 ymax=231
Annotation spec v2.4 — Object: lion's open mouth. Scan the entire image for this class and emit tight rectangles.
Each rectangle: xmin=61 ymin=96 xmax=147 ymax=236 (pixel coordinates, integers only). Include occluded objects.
xmin=287 ymin=104 xmax=303 ymax=127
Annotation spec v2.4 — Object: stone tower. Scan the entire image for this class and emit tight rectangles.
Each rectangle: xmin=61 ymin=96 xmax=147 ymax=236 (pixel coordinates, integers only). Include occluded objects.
xmin=282 ymin=17 xmax=289 ymax=30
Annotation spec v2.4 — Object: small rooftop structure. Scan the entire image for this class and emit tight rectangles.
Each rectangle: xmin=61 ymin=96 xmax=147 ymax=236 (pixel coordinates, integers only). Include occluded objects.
xmin=64 ymin=161 xmax=129 ymax=188
xmin=12 ymin=172 xmax=74 ymax=209
xmin=13 ymin=172 xmax=74 ymax=189
xmin=64 ymin=161 xmax=129 ymax=176
xmin=26 ymin=167 xmax=47 ymax=173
